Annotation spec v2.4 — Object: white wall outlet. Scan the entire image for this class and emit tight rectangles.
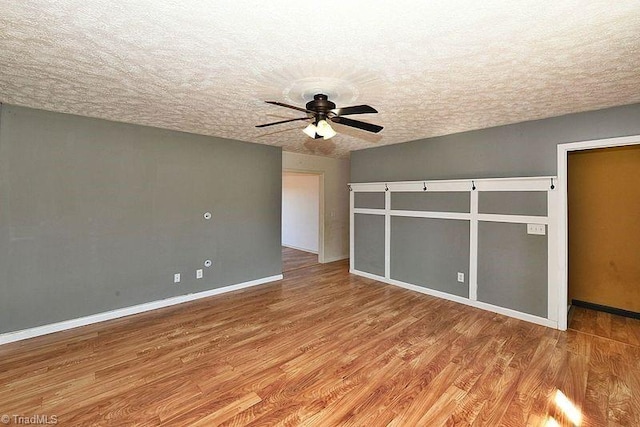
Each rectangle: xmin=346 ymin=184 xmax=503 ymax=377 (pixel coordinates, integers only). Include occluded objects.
xmin=457 ymin=272 xmax=464 ymax=283
xmin=196 ymin=269 xmax=203 ymax=279
xmin=174 ymin=273 xmax=181 ymax=284
xmin=527 ymin=223 xmax=546 ymax=235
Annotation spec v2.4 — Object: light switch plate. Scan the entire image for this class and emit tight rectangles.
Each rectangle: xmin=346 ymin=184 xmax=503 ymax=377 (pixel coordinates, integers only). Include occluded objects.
xmin=527 ymin=224 xmax=546 ymax=235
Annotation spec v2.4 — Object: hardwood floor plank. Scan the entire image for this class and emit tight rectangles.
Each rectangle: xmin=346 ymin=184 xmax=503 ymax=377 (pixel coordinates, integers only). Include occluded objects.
xmin=387 ymin=362 xmax=464 ymax=426
xmin=445 ymin=350 xmax=514 ymax=426
xmin=608 ymin=373 xmax=636 ymax=426
xmin=416 ymin=384 xmax=467 ymax=426
xmin=583 ymin=359 xmax=611 ymax=427
xmin=551 ymin=351 xmax=589 ymax=426
xmin=191 ymin=392 xmax=262 ymax=427
xmin=282 ymin=247 xmax=318 ymax=273
xmin=499 ymin=334 xmax=558 ymax=427
xmin=607 ymin=348 xmax=640 ymax=426
xmin=595 ymin=310 xmax=613 ymax=339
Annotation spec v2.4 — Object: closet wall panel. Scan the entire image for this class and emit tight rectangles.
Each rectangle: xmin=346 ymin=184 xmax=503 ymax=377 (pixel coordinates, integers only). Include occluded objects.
xmin=353 ymin=213 xmax=385 ymax=276
xmin=477 ymin=221 xmax=548 ymax=317
xmin=390 ymin=217 xmax=469 ymax=297
xmin=354 ymin=192 xmax=385 ymax=209
xmin=479 ymin=191 xmax=547 ymax=216
xmin=391 ymin=192 xmax=470 ymax=212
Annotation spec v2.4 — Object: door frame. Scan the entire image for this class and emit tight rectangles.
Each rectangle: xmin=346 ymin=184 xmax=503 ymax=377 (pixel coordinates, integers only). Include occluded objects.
xmin=282 ymin=169 xmax=325 ymax=263
xmin=556 ymin=134 xmax=640 ymax=330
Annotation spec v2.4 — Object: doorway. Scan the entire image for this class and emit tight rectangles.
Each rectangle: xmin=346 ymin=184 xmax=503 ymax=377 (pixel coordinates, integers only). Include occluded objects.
xmin=557 ymin=135 xmax=640 ymax=330
xmin=568 ymin=145 xmax=640 ymax=313
xmin=282 ymin=171 xmax=323 ymax=273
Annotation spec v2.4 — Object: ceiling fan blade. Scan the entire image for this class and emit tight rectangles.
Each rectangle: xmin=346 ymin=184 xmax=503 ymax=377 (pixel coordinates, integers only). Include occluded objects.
xmin=331 ymin=105 xmax=378 ymax=116
xmin=330 ymin=116 xmax=383 ymax=133
xmin=255 ymin=117 xmax=310 ymax=128
xmin=265 ymin=101 xmax=314 ymax=114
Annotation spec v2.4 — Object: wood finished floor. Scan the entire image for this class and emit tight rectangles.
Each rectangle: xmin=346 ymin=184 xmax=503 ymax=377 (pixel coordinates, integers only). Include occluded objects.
xmin=568 ymin=306 xmax=640 ymax=348
xmin=1 ymin=261 xmax=639 ymax=426
xmin=282 ymin=246 xmax=318 ymax=273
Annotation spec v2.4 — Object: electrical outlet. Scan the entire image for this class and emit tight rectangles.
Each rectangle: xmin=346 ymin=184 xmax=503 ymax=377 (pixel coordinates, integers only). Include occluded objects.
xmin=196 ymin=269 xmax=203 ymax=279
xmin=457 ymin=272 xmax=464 ymax=283
xmin=174 ymin=273 xmax=181 ymax=284
xmin=527 ymin=223 xmax=546 ymax=235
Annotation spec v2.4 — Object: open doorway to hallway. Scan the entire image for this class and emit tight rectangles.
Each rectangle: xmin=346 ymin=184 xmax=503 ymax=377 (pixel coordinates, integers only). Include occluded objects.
xmin=282 ymin=171 xmax=322 ymax=273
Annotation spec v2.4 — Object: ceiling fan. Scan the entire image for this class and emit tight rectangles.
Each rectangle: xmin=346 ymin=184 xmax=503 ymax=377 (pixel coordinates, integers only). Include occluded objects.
xmin=256 ymin=94 xmax=383 ymax=140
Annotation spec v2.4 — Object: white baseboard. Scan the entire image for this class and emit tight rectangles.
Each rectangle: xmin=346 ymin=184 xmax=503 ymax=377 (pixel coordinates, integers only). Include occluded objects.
xmin=350 ymin=269 xmax=557 ymax=329
xmin=0 ymin=274 xmax=283 ymax=346
xmin=282 ymin=244 xmax=318 ymax=254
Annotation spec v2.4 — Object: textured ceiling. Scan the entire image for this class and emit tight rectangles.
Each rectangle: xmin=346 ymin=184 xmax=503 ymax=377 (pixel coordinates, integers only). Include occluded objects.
xmin=1 ymin=1 xmax=639 ymax=158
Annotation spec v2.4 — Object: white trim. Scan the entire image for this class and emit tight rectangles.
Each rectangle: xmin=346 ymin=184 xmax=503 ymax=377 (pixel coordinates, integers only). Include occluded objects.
xmin=349 ymin=176 xmax=556 ymax=193
xmin=282 ymin=244 xmax=318 ymax=255
xmin=389 ymin=210 xmax=471 ymax=221
xmin=349 ymin=190 xmax=354 ymax=272
xmin=362 ymin=211 xmax=548 ymax=224
xmin=350 ymin=268 xmax=383 ymax=281
xmin=384 ymin=190 xmax=391 ymax=279
xmin=556 ymin=134 xmax=640 ymax=331
xmin=469 ymin=190 xmax=478 ymax=301
xmin=477 ymin=214 xmax=549 ymax=225
xmin=547 ymin=188 xmax=559 ymax=322
xmin=350 ymin=269 xmax=556 ymax=328
xmin=385 ymin=181 xmax=473 ymax=192
xmin=318 ymin=173 xmax=326 ymax=263
xmin=353 ymin=208 xmax=385 ymax=215
xmin=349 ymin=184 xmax=389 ymax=192
xmin=474 ymin=178 xmax=555 ymax=192
xmin=0 ymin=274 xmax=283 ymax=346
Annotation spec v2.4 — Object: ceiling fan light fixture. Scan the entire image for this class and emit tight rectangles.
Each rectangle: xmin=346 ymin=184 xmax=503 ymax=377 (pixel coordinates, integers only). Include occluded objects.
xmin=315 ymin=119 xmax=336 ymax=139
xmin=258 ymin=94 xmax=383 ymax=137
xmin=302 ymin=123 xmax=317 ymax=138
xmin=322 ymin=127 xmax=337 ymax=140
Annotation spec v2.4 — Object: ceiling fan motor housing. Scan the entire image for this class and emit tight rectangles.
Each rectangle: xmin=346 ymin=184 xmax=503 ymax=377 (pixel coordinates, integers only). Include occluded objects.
xmin=306 ymin=94 xmax=336 ymax=119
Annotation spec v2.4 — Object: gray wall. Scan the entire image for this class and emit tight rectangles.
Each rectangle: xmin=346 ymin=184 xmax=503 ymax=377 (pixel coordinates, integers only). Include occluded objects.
xmin=478 ymin=192 xmax=547 ymax=216
xmin=0 ymin=105 xmax=282 ymax=334
xmin=354 ymin=192 xmax=385 ymax=209
xmin=391 ymin=192 xmax=470 ymax=213
xmin=391 ymin=217 xmax=469 ymax=298
xmin=353 ymin=214 xmax=385 ymax=276
xmin=351 ymin=103 xmax=640 ymax=182
xmin=477 ymin=222 xmax=548 ymax=317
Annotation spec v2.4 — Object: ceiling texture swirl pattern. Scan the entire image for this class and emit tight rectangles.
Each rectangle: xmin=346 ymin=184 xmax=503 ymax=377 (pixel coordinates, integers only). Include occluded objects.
xmin=1 ymin=1 xmax=639 ymax=157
